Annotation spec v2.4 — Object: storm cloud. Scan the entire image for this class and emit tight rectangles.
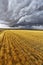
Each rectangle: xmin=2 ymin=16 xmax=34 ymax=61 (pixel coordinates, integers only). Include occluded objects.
xmin=0 ymin=0 xmax=43 ymax=29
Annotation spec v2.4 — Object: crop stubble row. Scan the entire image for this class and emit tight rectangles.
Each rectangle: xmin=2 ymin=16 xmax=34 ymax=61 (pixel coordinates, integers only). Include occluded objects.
xmin=0 ymin=30 xmax=43 ymax=65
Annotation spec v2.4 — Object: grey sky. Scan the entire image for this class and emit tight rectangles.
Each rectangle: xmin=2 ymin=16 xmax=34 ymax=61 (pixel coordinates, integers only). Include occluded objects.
xmin=0 ymin=0 xmax=43 ymax=29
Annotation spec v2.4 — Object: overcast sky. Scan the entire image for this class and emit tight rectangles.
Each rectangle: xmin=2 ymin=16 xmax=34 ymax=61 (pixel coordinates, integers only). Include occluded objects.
xmin=0 ymin=0 xmax=43 ymax=29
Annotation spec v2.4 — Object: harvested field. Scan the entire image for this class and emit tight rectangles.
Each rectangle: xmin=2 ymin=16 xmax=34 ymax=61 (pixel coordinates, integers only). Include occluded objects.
xmin=0 ymin=30 xmax=43 ymax=65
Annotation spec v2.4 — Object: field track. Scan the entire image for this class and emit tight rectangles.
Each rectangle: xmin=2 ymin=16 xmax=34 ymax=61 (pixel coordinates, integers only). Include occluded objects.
xmin=0 ymin=30 xmax=43 ymax=65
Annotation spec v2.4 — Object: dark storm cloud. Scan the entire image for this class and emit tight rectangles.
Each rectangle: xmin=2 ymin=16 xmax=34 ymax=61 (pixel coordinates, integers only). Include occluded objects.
xmin=0 ymin=0 xmax=43 ymax=29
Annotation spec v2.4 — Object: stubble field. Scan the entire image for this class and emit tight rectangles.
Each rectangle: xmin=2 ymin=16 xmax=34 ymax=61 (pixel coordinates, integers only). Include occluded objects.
xmin=0 ymin=30 xmax=43 ymax=65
